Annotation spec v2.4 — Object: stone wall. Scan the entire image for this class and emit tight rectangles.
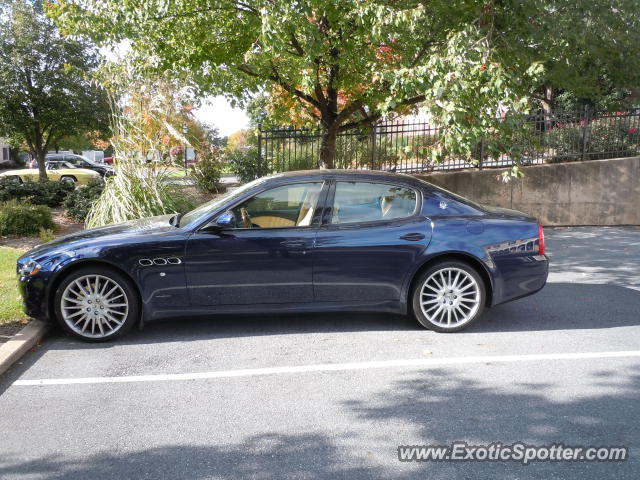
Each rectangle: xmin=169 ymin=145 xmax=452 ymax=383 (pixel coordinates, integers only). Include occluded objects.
xmin=416 ymin=156 xmax=640 ymax=225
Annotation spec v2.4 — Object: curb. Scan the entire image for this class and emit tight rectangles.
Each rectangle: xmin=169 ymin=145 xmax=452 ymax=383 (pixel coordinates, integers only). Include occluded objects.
xmin=0 ymin=320 xmax=49 ymax=377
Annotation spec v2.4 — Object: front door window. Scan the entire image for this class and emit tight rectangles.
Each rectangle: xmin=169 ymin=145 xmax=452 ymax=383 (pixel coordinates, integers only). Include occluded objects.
xmin=231 ymin=182 xmax=324 ymax=229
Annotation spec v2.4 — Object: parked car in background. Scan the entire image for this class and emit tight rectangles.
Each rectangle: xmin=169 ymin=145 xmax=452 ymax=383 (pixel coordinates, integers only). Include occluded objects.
xmin=103 ymin=156 xmax=114 ymax=165
xmin=1 ymin=161 xmax=101 ymax=184
xmin=81 ymin=150 xmax=105 ymax=163
xmin=30 ymin=153 xmax=114 ymax=177
xmin=17 ymin=170 xmax=548 ymax=342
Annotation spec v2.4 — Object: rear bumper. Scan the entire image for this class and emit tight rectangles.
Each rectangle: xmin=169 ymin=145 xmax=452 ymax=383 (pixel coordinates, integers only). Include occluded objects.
xmin=491 ymin=254 xmax=549 ymax=307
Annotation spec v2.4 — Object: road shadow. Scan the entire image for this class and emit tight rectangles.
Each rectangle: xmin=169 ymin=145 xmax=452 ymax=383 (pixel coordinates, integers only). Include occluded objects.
xmin=0 ymin=433 xmax=385 ymax=480
xmin=0 ymin=365 xmax=637 ymax=479
xmin=342 ymin=364 xmax=640 ymax=478
xmin=2 ymin=281 xmax=639 ymax=355
xmin=469 ymin=282 xmax=640 ymax=332
xmin=1 ymin=281 xmax=638 ymax=395
xmin=50 ymin=281 xmax=640 ymax=343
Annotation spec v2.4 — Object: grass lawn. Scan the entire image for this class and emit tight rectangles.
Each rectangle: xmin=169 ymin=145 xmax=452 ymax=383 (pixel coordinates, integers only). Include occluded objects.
xmin=165 ymin=167 xmax=190 ymax=177
xmin=0 ymin=247 xmax=28 ymax=326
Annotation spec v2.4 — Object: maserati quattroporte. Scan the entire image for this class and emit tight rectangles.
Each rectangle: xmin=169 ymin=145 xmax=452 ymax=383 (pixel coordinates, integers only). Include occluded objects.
xmin=17 ymin=170 xmax=548 ymax=341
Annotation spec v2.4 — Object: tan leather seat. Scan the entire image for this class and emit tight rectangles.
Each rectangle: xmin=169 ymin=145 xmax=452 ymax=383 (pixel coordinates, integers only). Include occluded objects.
xmin=296 ymin=190 xmax=320 ymax=226
xmin=381 ymin=196 xmax=394 ymax=217
xmin=251 ymin=216 xmax=296 ymax=228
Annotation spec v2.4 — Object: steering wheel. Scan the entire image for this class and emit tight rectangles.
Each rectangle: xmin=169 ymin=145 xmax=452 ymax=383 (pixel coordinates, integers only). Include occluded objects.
xmin=240 ymin=207 xmax=254 ymax=228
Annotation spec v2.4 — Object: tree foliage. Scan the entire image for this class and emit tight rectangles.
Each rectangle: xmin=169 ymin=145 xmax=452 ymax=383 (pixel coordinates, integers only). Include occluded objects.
xmin=98 ymin=60 xmax=223 ymax=162
xmin=0 ymin=0 xmax=109 ymax=180
xmin=49 ymin=0 xmax=640 ymax=170
xmin=522 ymin=1 xmax=640 ymax=112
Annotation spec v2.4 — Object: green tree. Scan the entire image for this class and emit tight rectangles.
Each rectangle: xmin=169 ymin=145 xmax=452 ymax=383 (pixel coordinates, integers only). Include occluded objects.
xmin=245 ymin=92 xmax=279 ymax=131
xmin=0 ymin=0 xmax=109 ymax=180
xmin=514 ymin=1 xmax=640 ymax=113
xmin=49 ymin=0 xmax=639 ymax=169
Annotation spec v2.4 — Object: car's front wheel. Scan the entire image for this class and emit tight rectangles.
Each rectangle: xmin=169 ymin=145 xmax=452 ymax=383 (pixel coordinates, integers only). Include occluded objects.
xmin=54 ymin=267 xmax=140 ymax=342
xmin=412 ymin=261 xmax=485 ymax=332
xmin=60 ymin=175 xmax=77 ymax=185
xmin=5 ymin=175 xmax=23 ymax=184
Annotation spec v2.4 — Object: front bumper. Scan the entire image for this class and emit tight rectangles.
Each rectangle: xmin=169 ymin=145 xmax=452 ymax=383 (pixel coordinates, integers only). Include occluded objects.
xmin=17 ymin=272 xmax=53 ymax=321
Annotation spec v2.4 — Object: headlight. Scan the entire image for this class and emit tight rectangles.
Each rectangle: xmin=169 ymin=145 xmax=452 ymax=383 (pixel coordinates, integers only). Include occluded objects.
xmin=19 ymin=259 xmax=41 ymax=277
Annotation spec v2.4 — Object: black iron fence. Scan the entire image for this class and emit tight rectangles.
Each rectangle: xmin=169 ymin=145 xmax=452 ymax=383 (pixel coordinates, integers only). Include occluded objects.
xmin=257 ymin=107 xmax=640 ymax=175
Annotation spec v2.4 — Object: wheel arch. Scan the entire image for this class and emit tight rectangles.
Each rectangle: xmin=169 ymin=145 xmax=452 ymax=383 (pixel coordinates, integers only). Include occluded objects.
xmin=47 ymin=259 xmax=141 ymax=321
xmin=406 ymin=252 xmax=495 ymax=311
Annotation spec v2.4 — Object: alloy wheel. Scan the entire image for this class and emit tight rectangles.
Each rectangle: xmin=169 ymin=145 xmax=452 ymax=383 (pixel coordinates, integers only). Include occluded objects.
xmin=60 ymin=274 xmax=129 ymax=339
xmin=419 ymin=267 xmax=481 ymax=329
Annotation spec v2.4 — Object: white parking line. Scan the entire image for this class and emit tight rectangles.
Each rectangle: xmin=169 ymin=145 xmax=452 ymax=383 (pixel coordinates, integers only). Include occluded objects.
xmin=12 ymin=350 xmax=640 ymax=387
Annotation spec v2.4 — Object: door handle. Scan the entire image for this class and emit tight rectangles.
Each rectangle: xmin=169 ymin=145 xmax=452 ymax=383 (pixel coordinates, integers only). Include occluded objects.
xmin=280 ymin=240 xmax=307 ymax=249
xmin=400 ymin=232 xmax=426 ymax=241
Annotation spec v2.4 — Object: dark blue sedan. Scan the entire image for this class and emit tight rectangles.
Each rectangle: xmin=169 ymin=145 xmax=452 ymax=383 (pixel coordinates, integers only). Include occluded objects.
xmin=17 ymin=170 xmax=548 ymax=341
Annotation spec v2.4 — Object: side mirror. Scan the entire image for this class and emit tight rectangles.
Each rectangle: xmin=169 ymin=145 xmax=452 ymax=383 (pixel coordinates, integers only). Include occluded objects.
xmin=215 ymin=210 xmax=236 ymax=229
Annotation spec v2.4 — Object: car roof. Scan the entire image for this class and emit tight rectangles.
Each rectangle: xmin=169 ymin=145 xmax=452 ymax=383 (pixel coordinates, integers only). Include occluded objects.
xmin=263 ymin=169 xmax=431 ymax=188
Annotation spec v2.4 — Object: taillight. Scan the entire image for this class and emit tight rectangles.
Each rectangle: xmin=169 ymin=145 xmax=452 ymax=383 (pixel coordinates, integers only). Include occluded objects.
xmin=538 ymin=223 xmax=545 ymax=255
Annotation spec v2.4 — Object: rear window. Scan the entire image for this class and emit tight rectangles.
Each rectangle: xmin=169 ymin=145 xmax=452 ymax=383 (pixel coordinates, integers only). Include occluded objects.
xmin=422 ymin=188 xmax=485 ymax=216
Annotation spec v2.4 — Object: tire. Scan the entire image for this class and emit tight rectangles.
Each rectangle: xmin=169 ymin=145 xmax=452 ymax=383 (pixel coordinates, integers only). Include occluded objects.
xmin=54 ymin=266 xmax=140 ymax=342
xmin=412 ymin=260 xmax=486 ymax=332
xmin=60 ymin=175 xmax=77 ymax=184
xmin=6 ymin=175 xmax=22 ymax=184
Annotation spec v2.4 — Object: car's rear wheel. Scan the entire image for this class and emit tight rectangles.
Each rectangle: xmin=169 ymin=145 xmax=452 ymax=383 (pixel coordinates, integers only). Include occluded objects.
xmin=5 ymin=175 xmax=22 ymax=184
xmin=54 ymin=267 xmax=140 ymax=342
xmin=412 ymin=261 xmax=485 ymax=332
xmin=60 ymin=175 xmax=77 ymax=184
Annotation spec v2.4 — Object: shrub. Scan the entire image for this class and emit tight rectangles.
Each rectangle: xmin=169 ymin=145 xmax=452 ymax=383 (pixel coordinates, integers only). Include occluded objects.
xmin=544 ymin=118 xmax=639 ymax=163
xmin=227 ymin=148 xmax=261 ymax=183
xmin=0 ymin=201 xmax=54 ymax=236
xmin=275 ymin=150 xmax=316 ymax=172
xmin=585 ymin=120 xmax=637 ymax=159
xmin=191 ymin=147 xmax=223 ymax=193
xmin=544 ymin=123 xmax=582 ymax=162
xmin=0 ymin=178 xmax=74 ymax=207
xmin=63 ymin=179 xmax=105 ymax=222
xmin=167 ymin=187 xmax=197 ymax=213
xmin=38 ymin=228 xmax=55 ymax=243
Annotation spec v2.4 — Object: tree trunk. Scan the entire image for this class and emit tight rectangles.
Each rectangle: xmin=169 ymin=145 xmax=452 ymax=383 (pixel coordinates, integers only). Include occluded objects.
xmin=33 ymin=127 xmax=48 ymax=181
xmin=540 ymin=85 xmax=555 ymax=132
xmin=36 ymin=149 xmax=47 ymax=181
xmin=319 ymin=124 xmax=338 ymax=169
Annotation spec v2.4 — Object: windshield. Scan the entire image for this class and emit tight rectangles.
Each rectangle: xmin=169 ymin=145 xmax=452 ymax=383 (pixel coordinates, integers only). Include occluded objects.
xmin=73 ymin=155 xmax=98 ymax=166
xmin=179 ymin=178 xmax=265 ymax=228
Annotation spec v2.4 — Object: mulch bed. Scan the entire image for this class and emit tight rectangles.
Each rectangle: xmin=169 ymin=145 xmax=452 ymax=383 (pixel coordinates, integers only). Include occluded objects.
xmin=0 ymin=207 xmax=84 ymax=250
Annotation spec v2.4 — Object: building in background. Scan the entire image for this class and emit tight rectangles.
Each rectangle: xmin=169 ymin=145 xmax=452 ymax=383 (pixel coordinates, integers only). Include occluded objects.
xmin=0 ymin=139 xmax=11 ymax=167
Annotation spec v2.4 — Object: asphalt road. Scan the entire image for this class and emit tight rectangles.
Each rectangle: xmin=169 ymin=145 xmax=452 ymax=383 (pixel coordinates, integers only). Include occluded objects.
xmin=1 ymin=227 xmax=639 ymax=479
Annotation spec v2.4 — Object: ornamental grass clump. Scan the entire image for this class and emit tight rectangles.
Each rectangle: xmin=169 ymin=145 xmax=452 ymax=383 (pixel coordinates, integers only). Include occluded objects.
xmin=85 ymin=110 xmax=191 ymax=228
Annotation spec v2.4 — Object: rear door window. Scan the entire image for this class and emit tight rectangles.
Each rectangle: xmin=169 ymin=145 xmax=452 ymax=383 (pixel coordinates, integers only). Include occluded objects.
xmin=331 ymin=182 xmax=418 ymax=224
